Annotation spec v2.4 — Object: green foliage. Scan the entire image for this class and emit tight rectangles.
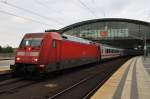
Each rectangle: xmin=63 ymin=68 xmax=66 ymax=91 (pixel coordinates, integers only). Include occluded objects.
xmin=0 ymin=45 xmax=2 ymax=52
xmin=0 ymin=45 xmax=14 ymax=53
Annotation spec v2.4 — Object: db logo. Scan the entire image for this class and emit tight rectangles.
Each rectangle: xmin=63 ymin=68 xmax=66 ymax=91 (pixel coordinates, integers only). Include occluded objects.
xmin=100 ymin=31 xmax=108 ymax=37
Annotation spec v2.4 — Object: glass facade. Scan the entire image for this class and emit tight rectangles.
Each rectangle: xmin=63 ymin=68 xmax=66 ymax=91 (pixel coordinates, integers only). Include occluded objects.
xmin=63 ymin=21 xmax=150 ymax=41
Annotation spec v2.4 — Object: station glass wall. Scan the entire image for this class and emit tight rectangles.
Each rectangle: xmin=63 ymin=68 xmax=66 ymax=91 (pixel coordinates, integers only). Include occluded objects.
xmin=63 ymin=21 xmax=150 ymax=40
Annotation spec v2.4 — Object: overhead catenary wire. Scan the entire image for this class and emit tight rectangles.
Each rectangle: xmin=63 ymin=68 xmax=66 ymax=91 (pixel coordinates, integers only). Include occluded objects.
xmin=33 ymin=0 xmax=61 ymax=14
xmin=77 ymin=0 xmax=98 ymax=18
xmin=0 ymin=0 xmax=64 ymax=25
xmin=91 ymin=0 xmax=106 ymax=17
xmin=0 ymin=9 xmax=56 ymax=27
xmin=33 ymin=0 xmax=82 ymax=22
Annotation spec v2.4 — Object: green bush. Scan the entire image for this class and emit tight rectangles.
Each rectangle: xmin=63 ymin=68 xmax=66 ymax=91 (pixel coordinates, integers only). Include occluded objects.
xmin=0 ymin=45 xmax=2 ymax=52
xmin=0 ymin=45 xmax=14 ymax=53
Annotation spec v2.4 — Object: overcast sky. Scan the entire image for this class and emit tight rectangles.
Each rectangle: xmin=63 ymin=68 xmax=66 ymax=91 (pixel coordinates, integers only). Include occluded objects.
xmin=0 ymin=0 xmax=150 ymax=47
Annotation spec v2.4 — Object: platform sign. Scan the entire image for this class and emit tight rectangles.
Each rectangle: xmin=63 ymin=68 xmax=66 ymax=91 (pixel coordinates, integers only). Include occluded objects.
xmin=100 ymin=31 xmax=108 ymax=37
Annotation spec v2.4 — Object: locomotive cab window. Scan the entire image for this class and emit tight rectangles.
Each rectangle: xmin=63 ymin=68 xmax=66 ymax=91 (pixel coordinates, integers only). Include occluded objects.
xmin=52 ymin=40 xmax=56 ymax=48
xmin=20 ymin=38 xmax=43 ymax=48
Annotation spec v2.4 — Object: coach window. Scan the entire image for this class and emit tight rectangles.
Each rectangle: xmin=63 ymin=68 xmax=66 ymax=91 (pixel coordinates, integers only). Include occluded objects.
xmin=105 ymin=49 xmax=107 ymax=53
xmin=108 ymin=49 xmax=110 ymax=53
xmin=113 ymin=50 xmax=115 ymax=53
xmin=110 ymin=49 xmax=112 ymax=53
xmin=52 ymin=40 xmax=56 ymax=48
xmin=106 ymin=49 xmax=108 ymax=53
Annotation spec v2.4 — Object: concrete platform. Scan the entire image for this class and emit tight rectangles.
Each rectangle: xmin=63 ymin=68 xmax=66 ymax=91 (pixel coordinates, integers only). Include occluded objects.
xmin=0 ymin=66 xmax=11 ymax=75
xmin=0 ymin=60 xmax=13 ymax=75
xmin=91 ymin=56 xmax=150 ymax=99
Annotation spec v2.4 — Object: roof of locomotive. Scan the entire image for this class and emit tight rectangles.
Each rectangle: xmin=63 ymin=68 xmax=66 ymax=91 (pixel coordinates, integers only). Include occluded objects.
xmin=24 ymin=32 xmax=62 ymax=40
xmin=24 ymin=33 xmax=45 ymax=38
xmin=62 ymin=34 xmax=93 ymax=44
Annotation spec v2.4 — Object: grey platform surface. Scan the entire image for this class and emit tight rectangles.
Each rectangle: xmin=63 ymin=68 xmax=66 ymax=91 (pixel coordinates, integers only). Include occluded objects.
xmin=91 ymin=56 xmax=150 ymax=99
xmin=0 ymin=60 xmax=14 ymax=75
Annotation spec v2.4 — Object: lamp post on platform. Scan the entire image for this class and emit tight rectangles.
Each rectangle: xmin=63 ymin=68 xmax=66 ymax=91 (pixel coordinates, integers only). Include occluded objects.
xmin=144 ymin=32 xmax=147 ymax=60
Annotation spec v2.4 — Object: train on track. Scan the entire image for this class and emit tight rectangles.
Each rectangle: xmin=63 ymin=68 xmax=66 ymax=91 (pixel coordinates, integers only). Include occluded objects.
xmin=10 ymin=31 xmax=143 ymax=76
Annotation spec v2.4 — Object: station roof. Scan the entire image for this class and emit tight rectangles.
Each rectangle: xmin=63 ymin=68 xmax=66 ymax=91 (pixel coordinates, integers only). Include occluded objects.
xmin=59 ymin=18 xmax=150 ymax=33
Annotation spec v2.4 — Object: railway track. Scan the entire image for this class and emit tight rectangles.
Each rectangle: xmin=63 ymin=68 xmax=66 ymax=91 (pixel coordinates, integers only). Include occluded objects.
xmin=0 ymin=78 xmax=23 ymax=87
xmin=0 ymin=73 xmax=12 ymax=82
xmin=47 ymin=58 xmax=128 ymax=99
xmin=0 ymin=78 xmax=37 ymax=95
xmin=48 ymin=71 xmax=112 ymax=99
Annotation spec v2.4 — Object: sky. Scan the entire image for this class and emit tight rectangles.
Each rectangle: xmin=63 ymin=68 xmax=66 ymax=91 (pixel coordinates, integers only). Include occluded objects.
xmin=0 ymin=0 xmax=150 ymax=47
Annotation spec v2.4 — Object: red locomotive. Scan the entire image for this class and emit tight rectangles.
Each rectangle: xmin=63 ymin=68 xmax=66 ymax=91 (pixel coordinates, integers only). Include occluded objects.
xmin=10 ymin=32 xmax=100 ymax=75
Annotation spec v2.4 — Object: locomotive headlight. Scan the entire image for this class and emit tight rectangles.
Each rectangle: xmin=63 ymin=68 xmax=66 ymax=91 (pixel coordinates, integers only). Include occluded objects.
xmin=16 ymin=57 xmax=21 ymax=61
xmin=28 ymin=47 xmax=32 ymax=51
xmin=33 ymin=58 xmax=38 ymax=62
